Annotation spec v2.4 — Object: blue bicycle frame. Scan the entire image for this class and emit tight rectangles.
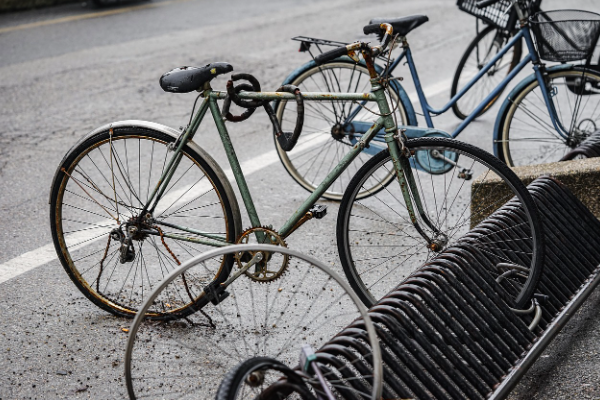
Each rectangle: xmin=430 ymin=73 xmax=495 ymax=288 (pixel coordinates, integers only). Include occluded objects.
xmin=345 ymin=19 xmax=570 ymax=144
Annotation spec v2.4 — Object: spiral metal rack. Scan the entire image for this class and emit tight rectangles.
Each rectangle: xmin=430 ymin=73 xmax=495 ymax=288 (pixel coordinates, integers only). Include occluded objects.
xmin=561 ymin=129 xmax=600 ymax=160
xmin=310 ymin=176 xmax=600 ymax=399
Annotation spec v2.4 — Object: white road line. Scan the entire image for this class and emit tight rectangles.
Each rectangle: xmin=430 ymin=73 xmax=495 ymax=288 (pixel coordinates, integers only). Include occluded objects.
xmin=0 ymin=81 xmax=450 ymax=284
xmin=0 ymin=133 xmax=325 ymax=284
xmin=0 ymin=244 xmax=60 ymax=284
xmin=407 ymin=78 xmax=452 ymax=104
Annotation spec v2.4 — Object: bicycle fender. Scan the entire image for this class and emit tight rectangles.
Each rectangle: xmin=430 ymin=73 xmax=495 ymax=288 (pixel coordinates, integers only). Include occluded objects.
xmin=492 ymin=63 xmax=575 ymax=157
xmin=275 ymin=56 xmax=418 ymax=126
xmin=49 ymin=120 xmax=243 ymax=238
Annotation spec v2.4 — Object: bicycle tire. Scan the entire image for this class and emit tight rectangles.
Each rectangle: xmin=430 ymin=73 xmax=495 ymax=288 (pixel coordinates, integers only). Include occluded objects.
xmin=124 ymin=244 xmax=383 ymax=400
xmin=337 ymin=137 xmax=544 ymax=309
xmin=495 ymin=67 xmax=600 ymax=166
xmin=49 ymin=124 xmax=240 ymax=319
xmin=274 ymin=60 xmax=409 ymax=201
xmin=451 ymin=25 xmax=522 ymax=120
xmin=216 ymin=357 xmax=316 ymax=400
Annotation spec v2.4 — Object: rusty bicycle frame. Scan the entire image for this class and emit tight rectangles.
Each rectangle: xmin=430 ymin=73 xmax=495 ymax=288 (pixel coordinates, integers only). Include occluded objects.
xmin=138 ymin=35 xmax=441 ymax=253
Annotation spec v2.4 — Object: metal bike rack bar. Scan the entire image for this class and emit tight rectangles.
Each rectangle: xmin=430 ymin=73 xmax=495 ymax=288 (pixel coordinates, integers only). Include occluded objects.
xmin=561 ymin=129 xmax=600 ymax=160
xmin=315 ymin=176 xmax=600 ymax=399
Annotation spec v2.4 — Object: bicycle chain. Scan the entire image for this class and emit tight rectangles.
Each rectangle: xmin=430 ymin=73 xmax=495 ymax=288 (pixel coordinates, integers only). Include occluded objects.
xmin=154 ymin=226 xmax=214 ymax=324
xmin=96 ymin=234 xmax=112 ymax=292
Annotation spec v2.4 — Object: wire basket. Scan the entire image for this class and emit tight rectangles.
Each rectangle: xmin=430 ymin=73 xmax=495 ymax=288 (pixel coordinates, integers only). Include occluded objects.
xmin=530 ymin=10 xmax=600 ymax=62
xmin=457 ymin=0 xmax=538 ymax=30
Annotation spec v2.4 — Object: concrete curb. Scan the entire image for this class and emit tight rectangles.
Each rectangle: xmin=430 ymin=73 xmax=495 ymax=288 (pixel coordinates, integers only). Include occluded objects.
xmin=473 ymin=157 xmax=600 ymax=224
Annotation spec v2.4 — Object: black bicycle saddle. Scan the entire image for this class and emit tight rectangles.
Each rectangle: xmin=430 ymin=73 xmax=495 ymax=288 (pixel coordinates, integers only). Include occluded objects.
xmin=159 ymin=62 xmax=233 ymax=93
xmin=368 ymin=15 xmax=429 ymax=37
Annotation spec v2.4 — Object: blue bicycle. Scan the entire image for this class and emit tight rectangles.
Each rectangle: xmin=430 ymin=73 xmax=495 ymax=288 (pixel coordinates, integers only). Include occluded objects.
xmin=275 ymin=0 xmax=600 ymax=201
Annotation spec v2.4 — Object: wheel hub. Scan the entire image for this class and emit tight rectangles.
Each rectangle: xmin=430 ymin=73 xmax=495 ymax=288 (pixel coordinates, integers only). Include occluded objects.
xmin=429 ymin=233 xmax=448 ymax=253
xmin=128 ymin=213 xmax=155 ymax=241
xmin=245 ymin=371 xmax=265 ymax=387
xmin=566 ymin=118 xmax=597 ymax=148
xmin=330 ymin=123 xmax=346 ymax=141
xmin=110 ymin=213 xmax=156 ymax=264
xmin=566 ymin=129 xmax=588 ymax=148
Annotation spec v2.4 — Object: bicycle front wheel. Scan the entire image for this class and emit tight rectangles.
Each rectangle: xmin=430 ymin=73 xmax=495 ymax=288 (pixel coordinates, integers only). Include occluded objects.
xmin=49 ymin=125 xmax=240 ymax=319
xmin=451 ymin=26 xmax=522 ymax=120
xmin=216 ymin=357 xmax=316 ymax=400
xmin=275 ymin=60 xmax=408 ymax=201
xmin=125 ymin=244 xmax=383 ymax=400
xmin=496 ymin=67 xmax=600 ymax=166
xmin=337 ymin=137 xmax=544 ymax=308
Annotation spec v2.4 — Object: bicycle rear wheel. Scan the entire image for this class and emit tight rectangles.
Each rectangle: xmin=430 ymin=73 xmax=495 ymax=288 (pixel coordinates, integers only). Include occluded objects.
xmin=337 ymin=137 xmax=544 ymax=309
xmin=125 ymin=244 xmax=382 ymax=400
xmin=275 ymin=60 xmax=408 ymax=200
xmin=496 ymin=67 xmax=600 ymax=166
xmin=49 ymin=125 xmax=240 ymax=319
xmin=451 ymin=26 xmax=522 ymax=120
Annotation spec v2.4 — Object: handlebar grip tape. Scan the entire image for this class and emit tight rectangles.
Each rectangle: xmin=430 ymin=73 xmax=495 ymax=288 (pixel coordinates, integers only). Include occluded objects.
xmin=314 ymin=46 xmax=348 ymax=65
xmin=363 ymin=23 xmax=382 ymax=36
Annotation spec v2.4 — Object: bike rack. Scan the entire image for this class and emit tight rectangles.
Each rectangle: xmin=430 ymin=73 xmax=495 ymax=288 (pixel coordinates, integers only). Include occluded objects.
xmin=315 ymin=176 xmax=600 ymax=399
xmin=561 ymin=129 xmax=600 ymax=160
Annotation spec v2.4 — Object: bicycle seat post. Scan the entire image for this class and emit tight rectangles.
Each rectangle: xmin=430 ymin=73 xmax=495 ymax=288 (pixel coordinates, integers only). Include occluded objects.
xmin=399 ymin=35 xmax=409 ymax=50
xmin=511 ymin=0 xmax=527 ymax=22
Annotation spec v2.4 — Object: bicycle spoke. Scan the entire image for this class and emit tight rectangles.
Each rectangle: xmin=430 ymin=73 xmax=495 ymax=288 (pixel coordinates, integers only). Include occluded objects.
xmin=53 ymin=130 xmax=234 ymax=318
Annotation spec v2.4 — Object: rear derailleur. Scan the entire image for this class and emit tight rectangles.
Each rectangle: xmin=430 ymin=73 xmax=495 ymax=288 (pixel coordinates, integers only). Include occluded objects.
xmin=110 ymin=225 xmax=136 ymax=264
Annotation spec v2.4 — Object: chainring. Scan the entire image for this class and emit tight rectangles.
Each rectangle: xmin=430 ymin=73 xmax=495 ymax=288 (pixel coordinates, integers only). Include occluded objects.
xmin=235 ymin=227 xmax=289 ymax=283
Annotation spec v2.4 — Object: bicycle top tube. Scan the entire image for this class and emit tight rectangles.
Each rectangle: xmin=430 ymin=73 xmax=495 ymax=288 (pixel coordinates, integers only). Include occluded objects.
xmin=402 ymin=21 xmax=545 ymax=133
xmin=207 ymin=32 xmax=395 ymax=103
xmin=146 ymin=23 xmax=406 ymax=242
xmin=208 ymin=90 xmax=378 ymax=102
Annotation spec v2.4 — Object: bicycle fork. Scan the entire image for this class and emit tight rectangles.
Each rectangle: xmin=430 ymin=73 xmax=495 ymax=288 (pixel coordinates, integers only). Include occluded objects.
xmin=367 ymin=66 xmax=445 ymax=251
xmin=385 ymin=131 xmax=447 ymax=252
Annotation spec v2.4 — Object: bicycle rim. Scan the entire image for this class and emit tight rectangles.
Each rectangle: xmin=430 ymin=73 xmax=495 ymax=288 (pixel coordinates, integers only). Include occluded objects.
xmin=451 ymin=26 xmax=521 ymax=120
xmin=275 ymin=61 xmax=405 ymax=200
xmin=216 ymin=357 xmax=317 ymax=400
xmin=338 ymin=137 xmax=543 ymax=309
xmin=499 ymin=68 xmax=600 ymax=166
xmin=125 ymin=244 xmax=383 ymax=400
xmin=50 ymin=127 xmax=237 ymax=318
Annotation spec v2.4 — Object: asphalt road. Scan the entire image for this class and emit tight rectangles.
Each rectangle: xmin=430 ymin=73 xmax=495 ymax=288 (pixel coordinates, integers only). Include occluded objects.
xmin=1 ymin=0 xmax=600 ymax=398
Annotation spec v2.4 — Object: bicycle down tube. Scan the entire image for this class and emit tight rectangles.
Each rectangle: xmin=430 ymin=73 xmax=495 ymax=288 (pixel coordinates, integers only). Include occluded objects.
xmin=141 ymin=81 xmax=437 ymax=249
xmin=336 ymin=20 xmax=570 ymax=144
xmin=404 ymin=24 xmax=569 ymax=139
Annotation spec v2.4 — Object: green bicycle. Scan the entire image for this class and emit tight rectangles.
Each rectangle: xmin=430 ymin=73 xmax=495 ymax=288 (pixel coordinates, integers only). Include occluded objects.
xmin=50 ymin=21 xmax=544 ymax=320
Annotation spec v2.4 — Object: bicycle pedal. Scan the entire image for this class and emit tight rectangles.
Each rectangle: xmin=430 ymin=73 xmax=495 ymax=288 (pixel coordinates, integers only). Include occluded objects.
xmin=210 ymin=290 xmax=230 ymax=306
xmin=203 ymin=281 xmax=230 ymax=306
xmin=309 ymin=204 xmax=327 ymax=219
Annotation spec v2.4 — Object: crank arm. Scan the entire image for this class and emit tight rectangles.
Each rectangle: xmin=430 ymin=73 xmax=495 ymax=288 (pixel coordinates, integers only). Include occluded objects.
xmin=431 ymin=149 xmax=460 ymax=167
xmin=431 ymin=149 xmax=473 ymax=179
xmin=220 ymin=252 xmax=264 ymax=288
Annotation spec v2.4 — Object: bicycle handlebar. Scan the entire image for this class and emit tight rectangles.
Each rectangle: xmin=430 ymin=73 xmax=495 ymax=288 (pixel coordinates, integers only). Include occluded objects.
xmin=476 ymin=0 xmax=502 ymax=9
xmin=314 ymin=23 xmax=393 ymax=65
xmin=363 ymin=23 xmax=383 ymax=36
xmin=314 ymin=46 xmax=349 ymax=65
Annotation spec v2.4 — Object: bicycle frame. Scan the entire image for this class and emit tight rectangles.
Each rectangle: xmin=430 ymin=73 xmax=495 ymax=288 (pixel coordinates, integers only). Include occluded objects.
xmin=138 ymin=72 xmax=436 ymax=249
xmin=412 ymin=25 xmax=569 ymax=139
xmin=346 ymin=17 xmax=570 ymax=141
